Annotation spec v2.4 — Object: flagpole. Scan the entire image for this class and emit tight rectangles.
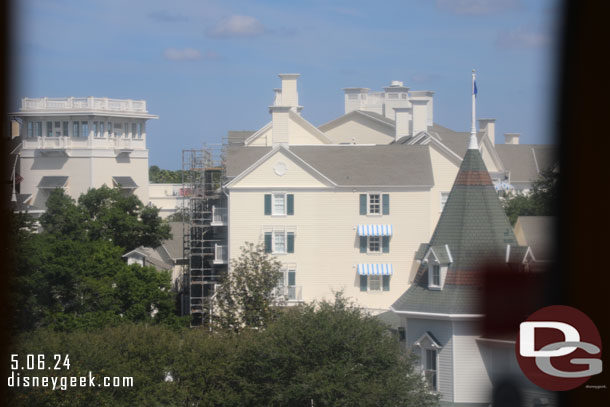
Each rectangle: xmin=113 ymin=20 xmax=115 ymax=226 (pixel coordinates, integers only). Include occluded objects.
xmin=468 ymin=69 xmax=478 ymax=150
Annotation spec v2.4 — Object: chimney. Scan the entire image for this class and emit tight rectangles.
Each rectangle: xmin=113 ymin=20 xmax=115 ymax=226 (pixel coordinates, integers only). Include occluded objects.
xmin=278 ymin=73 xmax=301 ymax=112
xmin=383 ymin=81 xmax=410 ymax=120
xmin=410 ymin=98 xmax=428 ymax=135
xmin=409 ymin=91 xmax=434 ymax=126
xmin=394 ymin=107 xmax=411 ymax=141
xmin=273 ymin=88 xmax=282 ymax=106
xmin=504 ymin=133 xmax=521 ymax=145
xmin=343 ymin=88 xmax=369 ymax=114
xmin=478 ymin=118 xmax=496 ymax=145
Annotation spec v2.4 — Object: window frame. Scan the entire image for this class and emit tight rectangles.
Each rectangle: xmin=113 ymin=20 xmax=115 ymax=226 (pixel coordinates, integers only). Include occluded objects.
xmin=368 ymin=193 xmax=381 ymax=215
xmin=272 ymin=192 xmax=287 ymax=216
xmin=265 ymin=229 xmax=295 ymax=255
xmin=428 ymin=264 xmax=441 ymax=290
xmin=423 ymin=348 xmax=438 ymax=392
xmin=360 ymin=274 xmax=391 ymax=292
xmin=368 ymin=236 xmax=381 ymax=253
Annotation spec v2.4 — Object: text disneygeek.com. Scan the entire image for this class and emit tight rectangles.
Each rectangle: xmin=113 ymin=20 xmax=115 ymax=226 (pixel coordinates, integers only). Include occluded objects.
xmin=8 ymin=371 xmax=134 ymax=391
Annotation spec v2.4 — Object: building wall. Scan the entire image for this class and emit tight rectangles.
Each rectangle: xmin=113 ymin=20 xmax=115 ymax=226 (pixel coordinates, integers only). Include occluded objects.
xmin=323 ymin=116 xmax=394 ymax=145
xmin=404 ymin=317 xmax=454 ymax=403
xmin=452 ymin=320 xmax=493 ymax=404
xmin=148 ymin=183 xmax=187 ymax=219
xmin=228 ymin=151 xmax=433 ymax=310
xmin=428 ymin=147 xmax=460 ymax=231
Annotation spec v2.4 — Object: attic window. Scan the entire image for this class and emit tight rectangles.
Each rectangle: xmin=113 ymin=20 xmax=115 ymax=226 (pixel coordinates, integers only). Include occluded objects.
xmin=348 ymin=94 xmax=358 ymax=100
xmin=428 ymin=264 xmax=441 ymax=290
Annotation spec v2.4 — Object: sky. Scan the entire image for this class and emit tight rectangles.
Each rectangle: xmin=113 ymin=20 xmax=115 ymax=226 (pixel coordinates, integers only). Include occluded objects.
xmin=11 ymin=0 xmax=561 ymax=170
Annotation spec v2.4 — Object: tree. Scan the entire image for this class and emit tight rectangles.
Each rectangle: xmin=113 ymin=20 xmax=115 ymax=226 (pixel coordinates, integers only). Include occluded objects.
xmin=40 ymin=187 xmax=171 ymax=251
xmin=502 ymin=169 xmax=558 ymax=225
xmin=7 ymin=297 xmax=439 ymax=407
xmin=149 ymin=165 xmax=183 ymax=183
xmin=213 ymin=242 xmax=282 ymax=331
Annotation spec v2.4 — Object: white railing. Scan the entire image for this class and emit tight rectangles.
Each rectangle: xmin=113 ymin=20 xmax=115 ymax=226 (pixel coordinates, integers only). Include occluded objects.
xmin=273 ymin=286 xmax=302 ymax=302
xmin=22 ymin=136 xmax=70 ymax=149
xmin=211 ymin=207 xmax=228 ymax=225
xmin=214 ymin=245 xmax=228 ymax=264
xmin=21 ymin=97 xmax=147 ymax=113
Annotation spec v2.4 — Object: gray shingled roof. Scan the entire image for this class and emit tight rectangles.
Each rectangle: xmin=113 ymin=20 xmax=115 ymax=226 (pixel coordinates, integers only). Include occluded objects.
xmin=392 ymin=147 xmax=520 ymax=315
xmin=38 ymin=176 xmax=68 ymax=189
xmin=163 ymin=222 xmax=185 ymax=260
xmin=225 ymin=145 xmax=434 ymax=187
xmin=495 ymin=144 xmax=558 ymax=184
xmin=227 ymin=130 xmax=255 ymax=145
xmin=515 ymin=216 xmax=555 ymax=261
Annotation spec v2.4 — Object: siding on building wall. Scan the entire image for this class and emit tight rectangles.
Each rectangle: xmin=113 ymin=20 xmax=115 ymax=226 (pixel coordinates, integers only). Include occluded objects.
xmin=323 ymin=116 xmax=394 ymax=145
xmin=427 ymin=147 xmax=459 ymax=231
xmin=288 ymin=119 xmax=328 ymax=145
xmin=452 ymin=321 xmax=493 ymax=404
xmin=229 ymin=184 xmax=433 ymax=309
xmin=405 ymin=318 xmax=454 ymax=403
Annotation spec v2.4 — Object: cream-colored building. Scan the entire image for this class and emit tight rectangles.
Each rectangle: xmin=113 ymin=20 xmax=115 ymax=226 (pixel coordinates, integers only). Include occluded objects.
xmin=223 ymin=74 xmax=557 ymax=312
xmin=10 ymin=97 xmax=157 ymax=210
xmin=148 ymin=183 xmax=189 ymax=219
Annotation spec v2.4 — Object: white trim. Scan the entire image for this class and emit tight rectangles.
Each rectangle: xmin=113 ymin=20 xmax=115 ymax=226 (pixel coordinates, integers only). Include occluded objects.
xmin=389 ymin=308 xmax=485 ymax=320
xmin=288 ymin=110 xmax=333 ymax=144
xmin=476 ymin=337 xmax=516 ymax=346
xmin=531 ymin=147 xmax=540 ymax=174
xmin=243 ymin=121 xmax=272 ymax=146
xmin=444 ymin=244 xmax=453 ymax=264
xmin=505 ymin=244 xmax=511 ymax=263
xmin=225 ymin=145 xmax=337 ymax=188
xmin=271 ymin=191 xmax=287 ymax=216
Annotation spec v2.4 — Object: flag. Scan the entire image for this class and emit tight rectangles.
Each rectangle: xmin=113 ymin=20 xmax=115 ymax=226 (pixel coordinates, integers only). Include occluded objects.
xmin=473 ymin=80 xmax=478 ymax=97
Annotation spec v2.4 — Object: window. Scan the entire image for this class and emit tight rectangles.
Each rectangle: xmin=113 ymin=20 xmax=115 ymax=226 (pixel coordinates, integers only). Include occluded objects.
xmin=369 ymin=236 xmax=381 ymax=253
xmin=359 ymin=275 xmax=390 ymax=292
xmin=369 ymin=193 xmax=380 ymax=214
xmin=54 ymin=121 xmax=61 ymax=137
xmin=440 ymin=192 xmax=449 ymax=212
xmin=276 ymin=268 xmax=297 ymax=300
xmin=387 ymin=93 xmax=399 ymax=99
xmin=73 ymin=122 xmax=79 ymax=138
xmin=137 ymin=123 xmax=142 ymax=138
xmin=132 ymin=123 xmax=137 ymax=138
xmin=360 ymin=236 xmax=390 ymax=253
xmin=265 ymin=194 xmax=294 ymax=216
xmin=359 ymin=193 xmax=389 ymax=215
xmin=264 ymin=230 xmax=295 ymax=254
xmin=429 ymin=264 xmax=441 ymax=289
xmin=114 ymin=122 xmax=123 ymax=138
xmin=125 ymin=122 xmax=129 ymax=138
xmin=424 ymin=349 xmax=438 ymax=391
xmin=62 ymin=122 xmax=69 ymax=137
xmin=100 ymin=122 xmax=105 ymax=137
xmin=81 ymin=121 xmax=88 ymax=138
xmin=35 ymin=122 xmax=42 ymax=138
xmin=93 ymin=122 xmax=98 ymax=137
xmin=27 ymin=122 xmax=33 ymax=138
xmin=348 ymin=93 xmax=358 ymax=100
xmin=401 ymin=94 xmax=407 ymax=99
xmin=46 ymin=122 xmax=53 ymax=137
xmin=108 ymin=122 xmax=113 ymax=138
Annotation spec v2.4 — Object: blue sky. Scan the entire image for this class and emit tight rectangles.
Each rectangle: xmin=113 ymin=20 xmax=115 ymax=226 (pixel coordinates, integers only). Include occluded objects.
xmin=12 ymin=0 xmax=561 ymax=170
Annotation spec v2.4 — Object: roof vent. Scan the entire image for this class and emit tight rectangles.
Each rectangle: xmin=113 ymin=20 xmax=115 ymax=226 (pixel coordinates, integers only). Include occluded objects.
xmin=390 ymin=80 xmax=403 ymax=87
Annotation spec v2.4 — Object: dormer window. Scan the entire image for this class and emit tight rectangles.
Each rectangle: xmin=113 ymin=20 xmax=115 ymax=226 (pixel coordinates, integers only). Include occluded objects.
xmin=431 ymin=265 xmax=440 ymax=287
xmin=422 ymin=244 xmax=452 ymax=290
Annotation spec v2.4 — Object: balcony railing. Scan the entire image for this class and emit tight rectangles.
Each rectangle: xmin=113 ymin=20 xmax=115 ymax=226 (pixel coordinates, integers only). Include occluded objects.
xmin=22 ymin=136 xmax=146 ymax=151
xmin=21 ymin=97 xmax=147 ymax=113
xmin=213 ymin=245 xmax=228 ymax=264
xmin=273 ymin=286 xmax=303 ymax=302
xmin=211 ymin=207 xmax=228 ymax=225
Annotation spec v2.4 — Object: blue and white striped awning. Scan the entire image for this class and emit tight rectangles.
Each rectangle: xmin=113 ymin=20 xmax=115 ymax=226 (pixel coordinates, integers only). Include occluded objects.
xmin=357 ymin=224 xmax=393 ymax=236
xmin=357 ymin=264 xmax=394 ymax=275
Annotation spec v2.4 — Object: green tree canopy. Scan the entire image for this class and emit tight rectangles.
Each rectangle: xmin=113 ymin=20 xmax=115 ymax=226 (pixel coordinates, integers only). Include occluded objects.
xmin=8 ymin=297 xmax=439 ymax=407
xmin=502 ymin=169 xmax=558 ymax=225
xmin=40 ymin=186 xmax=170 ymax=251
xmin=149 ymin=165 xmax=183 ymax=183
xmin=213 ymin=242 xmax=282 ymax=331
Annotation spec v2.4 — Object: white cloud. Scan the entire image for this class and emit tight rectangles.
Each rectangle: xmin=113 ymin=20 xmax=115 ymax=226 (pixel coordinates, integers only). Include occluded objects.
xmin=496 ymin=26 xmax=550 ymax=49
xmin=163 ymin=48 xmax=203 ymax=61
xmin=436 ymin=0 xmax=521 ymax=15
xmin=206 ymin=15 xmax=266 ymax=38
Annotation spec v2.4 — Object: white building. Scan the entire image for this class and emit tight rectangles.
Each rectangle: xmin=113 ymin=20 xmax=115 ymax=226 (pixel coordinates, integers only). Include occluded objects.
xmin=223 ymin=74 xmax=557 ymax=313
xmin=148 ymin=183 xmax=189 ymax=219
xmin=9 ymin=97 xmax=157 ymax=210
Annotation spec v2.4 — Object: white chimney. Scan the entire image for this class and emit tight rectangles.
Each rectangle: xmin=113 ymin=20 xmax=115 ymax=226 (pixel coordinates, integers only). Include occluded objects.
xmin=273 ymin=88 xmax=282 ymax=106
xmin=343 ymin=88 xmax=369 ymax=114
xmin=504 ymin=133 xmax=521 ymax=145
xmin=410 ymin=98 xmax=428 ymax=135
xmin=478 ymin=118 xmax=496 ymax=145
xmin=410 ymin=91 xmax=434 ymax=126
xmin=278 ymin=73 xmax=301 ymax=111
xmin=270 ymin=106 xmax=290 ymax=146
xmin=394 ymin=107 xmax=411 ymax=141
xmin=383 ymin=81 xmax=410 ymax=120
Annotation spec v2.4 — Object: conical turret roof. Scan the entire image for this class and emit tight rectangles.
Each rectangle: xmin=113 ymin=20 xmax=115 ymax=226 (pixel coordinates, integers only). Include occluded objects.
xmin=392 ymin=147 xmax=525 ymax=315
